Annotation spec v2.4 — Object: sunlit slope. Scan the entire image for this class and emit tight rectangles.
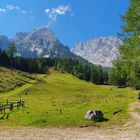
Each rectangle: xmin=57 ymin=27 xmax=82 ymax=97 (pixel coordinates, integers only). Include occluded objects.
xmin=0 ymin=66 xmax=36 ymax=93
xmin=0 ymin=69 xmax=138 ymax=127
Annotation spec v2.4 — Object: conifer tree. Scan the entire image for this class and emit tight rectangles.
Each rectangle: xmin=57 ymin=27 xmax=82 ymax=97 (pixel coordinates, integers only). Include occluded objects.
xmin=109 ymin=0 xmax=140 ymax=88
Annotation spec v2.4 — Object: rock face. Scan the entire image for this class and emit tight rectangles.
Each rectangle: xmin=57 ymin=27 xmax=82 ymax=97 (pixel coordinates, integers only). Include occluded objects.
xmin=72 ymin=37 xmax=122 ymax=67
xmin=0 ymin=26 xmax=76 ymax=58
xmin=12 ymin=26 xmax=74 ymax=58
xmin=85 ymin=110 xmax=104 ymax=121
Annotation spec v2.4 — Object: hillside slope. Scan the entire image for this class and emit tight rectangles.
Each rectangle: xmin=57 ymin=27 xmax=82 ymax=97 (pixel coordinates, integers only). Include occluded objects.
xmin=0 ymin=67 xmax=36 ymax=93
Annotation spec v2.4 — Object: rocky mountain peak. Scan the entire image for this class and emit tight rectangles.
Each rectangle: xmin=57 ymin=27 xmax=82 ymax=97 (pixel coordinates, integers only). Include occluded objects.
xmin=0 ymin=27 xmax=121 ymax=67
xmin=72 ymin=36 xmax=122 ymax=67
xmin=11 ymin=26 xmax=71 ymax=58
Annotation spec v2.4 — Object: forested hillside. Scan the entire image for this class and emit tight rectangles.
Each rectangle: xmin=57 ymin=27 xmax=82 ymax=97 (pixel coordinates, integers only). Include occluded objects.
xmin=0 ymin=47 xmax=108 ymax=84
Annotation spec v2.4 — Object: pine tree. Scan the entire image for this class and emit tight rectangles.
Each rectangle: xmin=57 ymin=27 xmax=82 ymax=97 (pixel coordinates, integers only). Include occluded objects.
xmin=7 ymin=43 xmax=17 ymax=68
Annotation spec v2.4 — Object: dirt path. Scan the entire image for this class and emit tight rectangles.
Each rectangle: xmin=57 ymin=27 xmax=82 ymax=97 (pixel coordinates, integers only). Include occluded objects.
xmin=129 ymin=102 xmax=140 ymax=120
xmin=0 ymin=126 xmax=139 ymax=140
xmin=127 ymin=102 xmax=140 ymax=128
xmin=0 ymin=102 xmax=140 ymax=140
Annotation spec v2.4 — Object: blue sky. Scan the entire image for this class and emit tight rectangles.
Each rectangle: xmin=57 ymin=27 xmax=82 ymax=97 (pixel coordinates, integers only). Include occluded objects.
xmin=0 ymin=0 xmax=129 ymax=47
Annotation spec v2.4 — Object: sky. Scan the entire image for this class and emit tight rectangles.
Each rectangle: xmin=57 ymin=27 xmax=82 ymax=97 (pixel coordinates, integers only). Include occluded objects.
xmin=0 ymin=0 xmax=129 ymax=48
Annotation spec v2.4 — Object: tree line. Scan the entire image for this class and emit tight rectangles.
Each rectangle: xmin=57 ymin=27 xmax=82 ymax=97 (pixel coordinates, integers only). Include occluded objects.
xmin=0 ymin=44 xmax=108 ymax=84
xmin=55 ymin=58 xmax=108 ymax=84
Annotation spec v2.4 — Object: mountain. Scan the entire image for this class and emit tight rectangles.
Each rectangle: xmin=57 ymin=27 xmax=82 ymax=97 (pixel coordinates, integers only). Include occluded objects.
xmin=12 ymin=26 xmax=74 ymax=58
xmin=72 ymin=37 xmax=122 ymax=67
xmin=0 ymin=27 xmax=121 ymax=67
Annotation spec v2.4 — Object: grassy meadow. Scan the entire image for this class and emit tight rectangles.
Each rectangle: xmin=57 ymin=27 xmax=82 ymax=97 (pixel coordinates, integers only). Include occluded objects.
xmin=0 ymin=68 xmax=138 ymax=127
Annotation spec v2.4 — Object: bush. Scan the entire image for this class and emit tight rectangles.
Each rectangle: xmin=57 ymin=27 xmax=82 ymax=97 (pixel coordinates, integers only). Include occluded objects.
xmin=130 ymin=79 xmax=140 ymax=90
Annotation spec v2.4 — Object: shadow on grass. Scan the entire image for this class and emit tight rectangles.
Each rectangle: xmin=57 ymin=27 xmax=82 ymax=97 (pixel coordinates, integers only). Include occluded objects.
xmin=95 ymin=117 xmax=109 ymax=122
xmin=80 ymin=118 xmax=109 ymax=128
xmin=113 ymin=109 xmax=123 ymax=115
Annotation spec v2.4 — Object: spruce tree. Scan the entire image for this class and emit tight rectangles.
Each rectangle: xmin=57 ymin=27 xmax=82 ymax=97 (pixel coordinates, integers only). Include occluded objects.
xmin=7 ymin=43 xmax=17 ymax=68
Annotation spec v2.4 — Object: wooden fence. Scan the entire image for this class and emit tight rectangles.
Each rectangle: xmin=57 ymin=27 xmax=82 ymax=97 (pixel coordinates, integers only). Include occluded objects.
xmin=0 ymin=99 xmax=25 ymax=119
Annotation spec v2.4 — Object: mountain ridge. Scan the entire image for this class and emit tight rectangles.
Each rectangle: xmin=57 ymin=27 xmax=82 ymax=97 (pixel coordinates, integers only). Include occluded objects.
xmin=72 ymin=36 xmax=122 ymax=67
xmin=0 ymin=26 xmax=121 ymax=67
xmin=12 ymin=26 xmax=73 ymax=58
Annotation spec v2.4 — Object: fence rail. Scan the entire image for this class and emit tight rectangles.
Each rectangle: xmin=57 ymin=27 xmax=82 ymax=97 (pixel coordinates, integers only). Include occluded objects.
xmin=0 ymin=99 xmax=25 ymax=119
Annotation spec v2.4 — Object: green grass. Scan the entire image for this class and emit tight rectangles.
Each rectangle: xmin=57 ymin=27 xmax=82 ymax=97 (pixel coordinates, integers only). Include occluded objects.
xmin=0 ymin=69 xmax=138 ymax=127
xmin=0 ymin=67 xmax=37 ymax=93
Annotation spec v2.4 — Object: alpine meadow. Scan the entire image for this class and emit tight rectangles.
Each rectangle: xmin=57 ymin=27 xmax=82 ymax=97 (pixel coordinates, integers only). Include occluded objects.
xmin=0 ymin=0 xmax=140 ymax=139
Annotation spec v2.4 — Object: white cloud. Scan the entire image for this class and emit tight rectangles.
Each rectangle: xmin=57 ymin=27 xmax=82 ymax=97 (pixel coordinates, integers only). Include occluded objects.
xmin=0 ymin=4 xmax=28 ymax=15
xmin=0 ymin=8 xmax=6 ymax=13
xmin=20 ymin=10 xmax=27 ymax=14
xmin=0 ymin=4 xmax=35 ymax=21
xmin=6 ymin=5 xmax=20 ymax=10
xmin=55 ymin=5 xmax=70 ymax=15
xmin=45 ymin=9 xmax=50 ymax=13
xmin=45 ymin=5 xmax=71 ymax=22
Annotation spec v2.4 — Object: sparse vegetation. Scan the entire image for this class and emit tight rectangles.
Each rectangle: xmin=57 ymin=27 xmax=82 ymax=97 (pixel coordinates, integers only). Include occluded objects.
xmin=135 ymin=108 xmax=140 ymax=113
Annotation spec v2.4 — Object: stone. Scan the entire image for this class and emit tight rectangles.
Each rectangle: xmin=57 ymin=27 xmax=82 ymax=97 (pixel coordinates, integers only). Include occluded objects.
xmin=85 ymin=110 xmax=104 ymax=121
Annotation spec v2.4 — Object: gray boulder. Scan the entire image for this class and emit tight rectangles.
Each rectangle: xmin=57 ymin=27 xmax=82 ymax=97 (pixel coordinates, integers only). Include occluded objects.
xmin=85 ymin=110 xmax=103 ymax=121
